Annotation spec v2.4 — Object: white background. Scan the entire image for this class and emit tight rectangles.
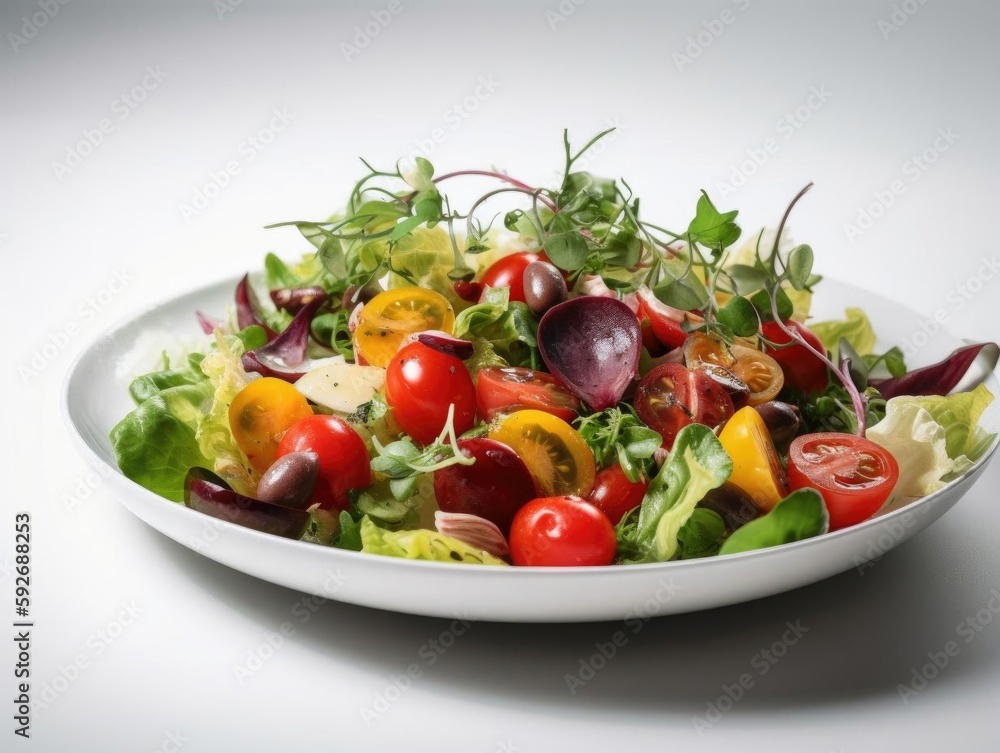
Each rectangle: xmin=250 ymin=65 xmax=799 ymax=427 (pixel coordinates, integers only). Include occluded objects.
xmin=3 ymin=0 xmax=1000 ymax=751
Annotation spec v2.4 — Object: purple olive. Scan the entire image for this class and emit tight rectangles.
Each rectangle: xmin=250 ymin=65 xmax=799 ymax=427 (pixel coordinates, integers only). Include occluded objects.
xmin=753 ymin=401 xmax=801 ymax=450
xmin=256 ymin=452 xmax=319 ymax=509
xmin=697 ymin=482 xmax=761 ymax=533
xmin=270 ymin=286 xmax=327 ymax=314
xmin=523 ymin=261 xmax=568 ymax=315
xmin=184 ymin=468 xmax=310 ymax=539
xmin=537 ymin=296 xmax=641 ymax=411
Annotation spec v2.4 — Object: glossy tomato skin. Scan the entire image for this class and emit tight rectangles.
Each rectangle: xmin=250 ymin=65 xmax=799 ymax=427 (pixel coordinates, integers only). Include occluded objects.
xmin=760 ymin=320 xmax=828 ymax=395
xmin=479 ymin=251 xmax=549 ymax=304
xmin=634 ymin=363 xmax=735 ymax=449
xmin=476 ymin=366 xmax=581 ymax=422
xmin=586 ymin=465 xmax=647 ymax=525
xmin=385 ymin=342 xmax=477 ymax=445
xmin=787 ymin=433 xmax=900 ymax=531
xmin=637 ymin=291 xmax=688 ymax=350
xmin=275 ymin=415 xmax=370 ymax=511
xmin=433 ymin=438 xmax=537 ymax=534
xmin=229 ymin=377 xmax=314 ymax=473
xmin=509 ymin=496 xmax=617 ymax=567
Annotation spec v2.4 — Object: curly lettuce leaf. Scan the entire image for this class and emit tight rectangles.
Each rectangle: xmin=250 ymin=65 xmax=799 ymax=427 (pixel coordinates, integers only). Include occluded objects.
xmin=867 ymin=385 xmax=996 ymax=501
xmin=810 ymin=307 xmax=877 ymax=361
xmin=719 ymin=489 xmax=828 ymax=555
xmin=631 ymin=423 xmax=733 ymax=561
xmin=359 ymin=517 xmax=507 ymax=565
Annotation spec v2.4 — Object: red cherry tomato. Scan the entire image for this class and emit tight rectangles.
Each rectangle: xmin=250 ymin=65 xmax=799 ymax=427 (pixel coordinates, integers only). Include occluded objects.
xmin=787 ymin=433 xmax=900 ymax=531
xmin=433 ymin=438 xmax=537 ymax=534
xmin=275 ymin=415 xmax=370 ymax=511
xmin=636 ymin=289 xmax=689 ymax=350
xmin=479 ymin=251 xmax=551 ymax=303
xmin=760 ymin=319 xmax=829 ymax=395
xmin=509 ymin=496 xmax=617 ymax=566
xmin=476 ymin=366 xmax=581 ymax=422
xmin=385 ymin=342 xmax=477 ymax=445
xmin=634 ymin=363 xmax=735 ymax=449
xmin=586 ymin=464 xmax=647 ymax=525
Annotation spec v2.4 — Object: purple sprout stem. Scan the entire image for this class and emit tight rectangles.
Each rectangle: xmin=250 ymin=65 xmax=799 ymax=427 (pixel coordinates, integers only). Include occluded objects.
xmin=431 ymin=170 xmax=559 ymax=212
xmin=767 ymin=289 xmax=867 ymax=437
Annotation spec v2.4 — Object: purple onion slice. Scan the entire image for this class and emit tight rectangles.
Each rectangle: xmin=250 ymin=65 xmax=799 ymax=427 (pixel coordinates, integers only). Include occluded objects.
xmin=183 ymin=468 xmax=310 ymax=539
xmin=241 ymin=297 xmax=326 ymax=382
xmin=537 ymin=296 xmax=641 ymax=410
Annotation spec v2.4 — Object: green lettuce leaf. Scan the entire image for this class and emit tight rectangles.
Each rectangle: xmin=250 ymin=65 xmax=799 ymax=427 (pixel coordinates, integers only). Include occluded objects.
xmin=810 ymin=307 xmax=877 ymax=361
xmin=867 ymin=385 xmax=996 ymax=501
xmin=359 ymin=517 xmax=507 ymax=565
xmin=110 ymin=382 xmax=213 ymax=502
xmin=719 ymin=489 xmax=828 ymax=555
xmin=452 ymin=286 xmax=540 ymax=368
xmin=632 ymin=423 xmax=733 ymax=561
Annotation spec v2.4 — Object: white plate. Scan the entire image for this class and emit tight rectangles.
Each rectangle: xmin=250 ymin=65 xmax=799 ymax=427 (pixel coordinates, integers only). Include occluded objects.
xmin=62 ymin=276 xmax=1000 ymax=622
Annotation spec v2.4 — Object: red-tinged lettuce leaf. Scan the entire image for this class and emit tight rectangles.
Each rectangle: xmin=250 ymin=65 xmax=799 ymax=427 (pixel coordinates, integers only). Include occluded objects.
xmin=235 ymin=274 xmax=277 ymax=339
xmin=871 ymin=342 xmax=999 ymax=399
xmin=242 ymin=297 xmax=327 ymax=382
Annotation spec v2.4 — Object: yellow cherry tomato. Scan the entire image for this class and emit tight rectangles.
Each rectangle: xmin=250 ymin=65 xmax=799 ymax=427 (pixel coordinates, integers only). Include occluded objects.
xmin=489 ymin=409 xmax=596 ymax=497
xmin=354 ymin=288 xmax=456 ymax=368
xmin=730 ymin=345 xmax=784 ymax=407
xmin=683 ymin=332 xmax=736 ymax=369
xmin=717 ymin=406 xmax=788 ymax=511
xmin=228 ymin=377 xmax=313 ymax=473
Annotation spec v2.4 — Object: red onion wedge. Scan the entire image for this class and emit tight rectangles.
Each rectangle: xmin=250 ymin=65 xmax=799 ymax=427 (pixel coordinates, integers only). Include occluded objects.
xmin=434 ymin=511 xmax=510 ymax=559
xmin=270 ymin=286 xmax=328 ymax=314
xmin=871 ymin=342 xmax=999 ymax=399
xmin=242 ymin=297 xmax=328 ymax=382
xmin=412 ymin=330 xmax=475 ymax=360
xmin=235 ymin=274 xmax=277 ymax=339
xmin=537 ymin=296 xmax=642 ymax=411
xmin=183 ymin=468 xmax=310 ymax=539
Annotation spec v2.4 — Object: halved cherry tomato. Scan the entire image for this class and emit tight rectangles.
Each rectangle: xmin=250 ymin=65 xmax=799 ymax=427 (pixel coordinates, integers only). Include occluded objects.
xmin=479 ymin=251 xmax=552 ymax=303
xmin=488 ymin=409 xmax=596 ymax=497
xmin=275 ymin=415 xmax=371 ymax=511
xmin=729 ymin=345 xmax=784 ymax=407
xmin=433 ymin=437 xmax=537 ymax=534
xmin=787 ymin=433 xmax=899 ymax=530
xmin=683 ymin=331 xmax=736 ymax=369
xmin=637 ymin=289 xmax=688 ymax=350
xmin=509 ymin=496 xmax=616 ymax=566
xmin=476 ymin=366 xmax=581 ymax=422
xmin=760 ymin=319 xmax=828 ymax=395
xmin=633 ymin=363 xmax=735 ymax=449
xmin=354 ymin=288 xmax=456 ymax=368
xmin=717 ymin=406 xmax=788 ymax=511
xmin=586 ymin=464 xmax=647 ymax=525
xmin=229 ymin=377 xmax=314 ymax=473
xmin=385 ymin=342 xmax=477 ymax=446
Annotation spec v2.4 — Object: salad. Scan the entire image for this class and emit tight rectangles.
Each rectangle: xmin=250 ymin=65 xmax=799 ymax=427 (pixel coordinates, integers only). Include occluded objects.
xmin=111 ymin=130 xmax=999 ymax=567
